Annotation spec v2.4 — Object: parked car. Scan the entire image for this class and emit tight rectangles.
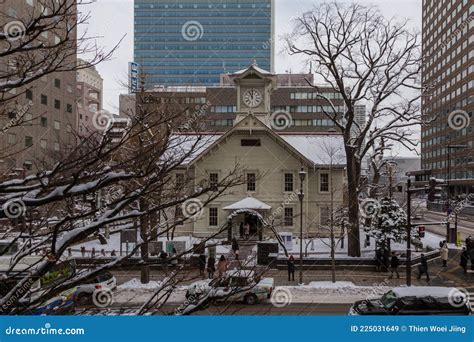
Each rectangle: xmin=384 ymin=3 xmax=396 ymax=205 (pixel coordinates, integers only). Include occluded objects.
xmin=186 ymin=270 xmax=274 ymax=305
xmin=75 ymin=271 xmax=117 ymax=305
xmin=349 ymin=287 xmax=472 ymax=315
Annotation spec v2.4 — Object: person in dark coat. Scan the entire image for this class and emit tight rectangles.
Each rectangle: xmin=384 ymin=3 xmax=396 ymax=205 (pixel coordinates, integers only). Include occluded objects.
xmin=417 ymin=254 xmax=430 ymax=282
xmin=389 ymin=251 xmax=400 ymax=279
xmin=287 ymin=255 xmax=295 ymax=281
xmin=231 ymin=237 xmax=240 ymax=260
xmin=198 ymin=254 xmax=206 ymax=276
xmin=207 ymin=256 xmax=216 ymax=279
xmin=375 ymin=248 xmax=383 ymax=272
xmin=460 ymin=247 xmax=469 ymax=275
xmin=382 ymin=248 xmax=390 ymax=272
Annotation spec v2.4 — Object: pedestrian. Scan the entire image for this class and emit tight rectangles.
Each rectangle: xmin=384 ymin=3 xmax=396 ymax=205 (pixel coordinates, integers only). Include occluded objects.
xmin=159 ymin=250 xmax=168 ymax=272
xmin=231 ymin=237 xmax=240 ymax=260
xmin=244 ymin=222 xmax=250 ymax=238
xmin=469 ymin=246 xmax=474 ymax=271
xmin=171 ymin=247 xmax=178 ymax=266
xmin=382 ymin=247 xmax=390 ymax=272
xmin=389 ymin=252 xmax=400 ymax=279
xmin=198 ymin=253 xmax=206 ymax=277
xmin=80 ymin=246 xmax=86 ymax=257
xmin=375 ymin=248 xmax=383 ymax=272
xmin=207 ymin=256 xmax=216 ymax=279
xmin=91 ymin=247 xmax=96 ymax=258
xmin=460 ymin=247 xmax=469 ymax=275
xmin=111 ymin=249 xmax=117 ymax=257
xmin=417 ymin=254 xmax=430 ymax=282
xmin=287 ymin=255 xmax=295 ymax=281
xmin=440 ymin=241 xmax=449 ymax=268
xmin=217 ymin=255 xmax=228 ymax=277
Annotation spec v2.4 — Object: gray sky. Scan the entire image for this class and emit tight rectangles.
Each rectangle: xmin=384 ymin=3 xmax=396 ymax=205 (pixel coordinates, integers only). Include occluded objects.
xmin=82 ymin=0 xmax=421 ymax=114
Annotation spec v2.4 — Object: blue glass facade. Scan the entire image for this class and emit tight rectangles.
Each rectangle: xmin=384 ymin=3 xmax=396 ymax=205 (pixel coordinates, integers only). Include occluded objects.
xmin=134 ymin=0 xmax=274 ymax=86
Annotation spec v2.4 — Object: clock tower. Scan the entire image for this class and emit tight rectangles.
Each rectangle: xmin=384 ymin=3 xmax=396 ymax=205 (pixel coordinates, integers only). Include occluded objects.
xmin=228 ymin=62 xmax=277 ymax=127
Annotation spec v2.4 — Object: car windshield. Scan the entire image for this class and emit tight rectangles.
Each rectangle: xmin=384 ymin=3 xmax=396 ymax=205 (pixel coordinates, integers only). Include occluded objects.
xmin=96 ymin=272 xmax=113 ymax=283
xmin=380 ymin=291 xmax=398 ymax=308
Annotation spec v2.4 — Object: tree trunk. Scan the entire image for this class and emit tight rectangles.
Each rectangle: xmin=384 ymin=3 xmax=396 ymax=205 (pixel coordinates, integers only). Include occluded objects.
xmin=346 ymin=150 xmax=361 ymax=257
xmin=139 ymin=199 xmax=150 ymax=284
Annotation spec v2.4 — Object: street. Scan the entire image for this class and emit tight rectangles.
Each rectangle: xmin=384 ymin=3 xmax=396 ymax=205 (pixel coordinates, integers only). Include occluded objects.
xmin=417 ymin=211 xmax=474 ymax=241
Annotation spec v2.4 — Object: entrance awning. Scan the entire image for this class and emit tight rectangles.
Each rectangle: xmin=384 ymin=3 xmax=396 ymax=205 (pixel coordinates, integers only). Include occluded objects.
xmin=223 ymin=196 xmax=271 ymax=211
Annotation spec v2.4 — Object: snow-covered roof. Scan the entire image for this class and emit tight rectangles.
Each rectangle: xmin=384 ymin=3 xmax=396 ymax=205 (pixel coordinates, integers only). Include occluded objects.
xmin=280 ymin=135 xmax=346 ymax=166
xmin=231 ymin=64 xmax=274 ymax=76
xmin=392 ymin=286 xmax=463 ymax=299
xmin=223 ymin=197 xmax=271 ymax=210
xmin=169 ymin=132 xmax=346 ymax=168
xmin=167 ymin=134 xmax=220 ymax=165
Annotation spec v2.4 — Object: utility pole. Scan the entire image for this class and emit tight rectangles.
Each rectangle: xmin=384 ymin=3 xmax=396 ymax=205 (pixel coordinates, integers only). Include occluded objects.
xmin=298 ymin=166 xmax=306 ymax=285
xmin=406 ymin=179 xmax=412 ymax=286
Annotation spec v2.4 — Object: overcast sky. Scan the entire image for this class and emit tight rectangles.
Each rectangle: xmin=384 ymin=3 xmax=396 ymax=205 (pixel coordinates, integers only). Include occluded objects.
xmin=81 ymin=0 xmax=421 ymax=114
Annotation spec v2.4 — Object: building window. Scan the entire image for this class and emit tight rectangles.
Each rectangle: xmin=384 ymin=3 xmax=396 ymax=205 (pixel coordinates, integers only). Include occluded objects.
xmin=25 ymin=136 xmax=33 ymax=147
xmin=209 ymin=173 xmax=218 ymax=189
xmin=23 ymin=161 xmax=33 ymax=171
xmin=320 ymin=173 xmax=329 ymax=192
xmin=241 ymin=139 xmax=261 ymax=147
xmin=54 ymin=99 xmax=61 ymax=109
xmin=67 ymin=84 xmax=73 ymax=93
xmin=66 ymin=104 xmax=73 ymax=113
xmin=66 ymin=124 xmax=72 ymax=133
xmin=40 ymin=94 xmax=47 ymax=105
xmin=176 ymin=173 xmax=185 ymax=188
xmin=54 ymin=142 xmax=60 ymax=151
xmin=26 ymin=89 xmax=33 ymax=100
xmin=40 ymin=139 xmax=47 ymax=149
xmin=209 ymin=207 xmax=218 ymax=227
xmin=284 ymin=207 xmax=294 ymax=227
xmin=54 ymin=78 xmax=61 ymax=88
xmin=54 ymin=120 xmax=60 ymax=130
xmin=320 ymin=206 xmax=330 ymax=226
xmin=40 ymin=117 xmax=47 ymax=127
xmin=7 ymin=133 xmax=16 ymax=144
xmin=284 ymin=173 xmax=294 ymax=192
xmin=247 ymin=173 xmax=256 ymax=192
xmin=175 ymin=206 xmax=183 ymax=224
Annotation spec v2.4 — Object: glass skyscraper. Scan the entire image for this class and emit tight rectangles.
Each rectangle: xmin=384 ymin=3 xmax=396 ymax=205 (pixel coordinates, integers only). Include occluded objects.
xmin=134 ymin=0 xmax=274 ymax=86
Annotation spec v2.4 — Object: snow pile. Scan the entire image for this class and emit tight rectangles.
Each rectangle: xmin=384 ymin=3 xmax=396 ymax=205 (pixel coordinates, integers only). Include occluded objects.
xmin=118 ymin=278 xmax=162 ymax=290
xmin=306 ymin=281 xmax=357 ymax=289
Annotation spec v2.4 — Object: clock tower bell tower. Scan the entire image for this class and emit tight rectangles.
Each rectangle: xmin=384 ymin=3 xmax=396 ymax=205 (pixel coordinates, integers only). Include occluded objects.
xmin=228 ymin=62 xmax=277 ymax=127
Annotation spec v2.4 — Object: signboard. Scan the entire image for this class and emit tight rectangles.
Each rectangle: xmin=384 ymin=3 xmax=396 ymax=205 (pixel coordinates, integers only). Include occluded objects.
xmin=128 ymin=62 xmax=139 ymax=93
xmin=257 ymin=242 xmax=279 ymax=265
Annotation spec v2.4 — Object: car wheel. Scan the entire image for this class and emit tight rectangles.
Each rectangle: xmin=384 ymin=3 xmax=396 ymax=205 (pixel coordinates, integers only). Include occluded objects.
xmin=76 ymin=293 xmax=91 ymax=306
xmin=244 ymin=294 xmax=258 ymax=305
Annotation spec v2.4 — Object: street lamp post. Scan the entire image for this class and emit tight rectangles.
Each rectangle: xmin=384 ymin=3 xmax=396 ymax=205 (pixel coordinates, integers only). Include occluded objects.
xmin=298 ymin=166 xmax=306 ymax=285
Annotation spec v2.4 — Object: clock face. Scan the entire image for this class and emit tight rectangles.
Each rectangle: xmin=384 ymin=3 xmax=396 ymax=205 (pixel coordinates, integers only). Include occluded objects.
xmin=243 ymin=88 xmax=262 ymax=108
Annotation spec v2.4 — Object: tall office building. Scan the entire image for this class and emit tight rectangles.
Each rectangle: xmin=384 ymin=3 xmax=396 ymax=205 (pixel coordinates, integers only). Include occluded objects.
xmin=76 ymin=59 xmax=104 ymax=135
xmin=0 ymin=0 xmax=77 ymax=175
xmin=421 ymin=0 xmax=473 ymax=195
xmin=134 ymin=0 xmax=274 ymax=86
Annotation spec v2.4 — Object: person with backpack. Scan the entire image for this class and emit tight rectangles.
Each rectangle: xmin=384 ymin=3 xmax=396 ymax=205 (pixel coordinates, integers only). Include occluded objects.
xmin=389 ymin=251 xmax=400 ymax=279
xmin=417 ymin=254 xmax=430 ymax=282
xmin=287 ymin=255 xmax=295 ymax=281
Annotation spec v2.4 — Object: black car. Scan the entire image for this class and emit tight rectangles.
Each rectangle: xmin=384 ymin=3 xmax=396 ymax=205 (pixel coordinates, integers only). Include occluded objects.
xmin=349 ymin=287 xmax=471 ymax=315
